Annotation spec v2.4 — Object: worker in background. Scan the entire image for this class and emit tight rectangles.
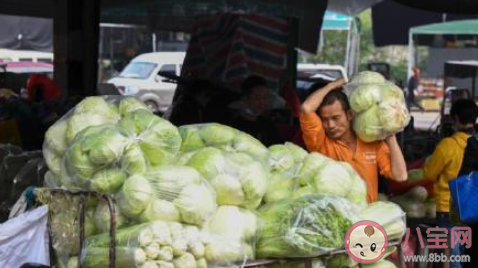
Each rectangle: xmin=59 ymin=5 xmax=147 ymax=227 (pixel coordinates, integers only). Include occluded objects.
xmin=423 ymin=99 xmax=478 ymax=268
xmin=406 ymin=67 xmax=425 ymax=112
xmin=229 ymin=75 xmax=283 ymax=147
xmin=457 ymin=131 xmax=478 ymax=268
xmin=299 ymin=78 xmax=407 ymax=203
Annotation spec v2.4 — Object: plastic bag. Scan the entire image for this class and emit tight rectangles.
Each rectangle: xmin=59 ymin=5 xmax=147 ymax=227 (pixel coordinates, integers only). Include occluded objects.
xmin=178 ymin=123 xmax=269 ymax=160
xmin=82 ymin=220 xmax=249 ymax=268
xmin=0 ymin=205 xmax=50 ymax=268
xmin=181 ymin=147 xmax=269 ymax=209
xmin=344 ymin=71 xmax=410 ymax=142
xmin=256 ymin=194 xmax=360 ymax=258
xmin=43 ymin=96 xmax=182 ymax=193
xmin=360 ymin=201 xmax=407 ymax=241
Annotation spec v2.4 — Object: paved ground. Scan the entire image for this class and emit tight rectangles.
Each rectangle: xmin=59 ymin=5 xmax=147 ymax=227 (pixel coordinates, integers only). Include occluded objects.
xmin=411 ymin=111 xmax=441 ymax=132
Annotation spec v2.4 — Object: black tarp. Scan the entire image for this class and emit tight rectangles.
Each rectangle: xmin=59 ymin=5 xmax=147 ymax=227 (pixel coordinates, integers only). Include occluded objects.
xmin=0 ymin=15 xmax=53 ymax=52
xmin=372 ymin=1 xmax=478 ymax=47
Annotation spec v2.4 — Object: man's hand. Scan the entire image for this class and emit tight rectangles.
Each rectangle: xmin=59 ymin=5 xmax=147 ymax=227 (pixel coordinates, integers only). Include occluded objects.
xmin=301 ymin=78 xmax=348 ymax=113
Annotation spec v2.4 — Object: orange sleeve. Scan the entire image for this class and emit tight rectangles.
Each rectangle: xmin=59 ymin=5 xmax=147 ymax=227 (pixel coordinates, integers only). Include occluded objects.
xmin=377 ymin=142 xmax=393 ymax=179
xmin=299 ymin=112 xmax=326 ymax=152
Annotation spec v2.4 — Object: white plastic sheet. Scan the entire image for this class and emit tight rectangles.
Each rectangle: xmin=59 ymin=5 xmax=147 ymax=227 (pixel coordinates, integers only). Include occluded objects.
xmin=0 ymin=205 xmax=50 ymax=268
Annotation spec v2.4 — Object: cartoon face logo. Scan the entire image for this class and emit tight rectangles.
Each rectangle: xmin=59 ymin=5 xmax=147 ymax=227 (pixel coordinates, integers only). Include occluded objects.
xmin=345 ymin=221 xmax=388 ymax=264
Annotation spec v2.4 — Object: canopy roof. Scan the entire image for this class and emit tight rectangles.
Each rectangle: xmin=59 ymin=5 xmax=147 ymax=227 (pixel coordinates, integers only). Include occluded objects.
xmin=411 ymin=19 xmax=478 ymax=35
xmin=322 ymin=11 xmax=353 ymax=30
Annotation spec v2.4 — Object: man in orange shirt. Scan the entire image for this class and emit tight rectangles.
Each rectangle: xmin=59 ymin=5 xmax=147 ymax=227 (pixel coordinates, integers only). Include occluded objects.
xmin=300 ymin=78 xmax=407 ymax=202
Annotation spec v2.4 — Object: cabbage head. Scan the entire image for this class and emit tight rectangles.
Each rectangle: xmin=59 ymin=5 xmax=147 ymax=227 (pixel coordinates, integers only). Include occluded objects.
xmin=44 ymin=119 xmax=68 ymax=155
xmin=268 ymin=145 xmax=296 ymax=173
xmin=378 ymin=99 xmax=410 ymax=132
xmin=239 ymin=161 xmax=269 ymax=209
xmin=313 ymin=161 xmax=352 ymax=197
xmin=81 ymin=126 xmax=128 ymax=166
xmin=349 ymin=83 xmax=382 ymax=113
xmin=205 ymin=205 xmax=258 ymax=242
xmin=148 ymin=165 xmax=202 ymax=194
xmin=43 ymin=145 xmax=62 ymax=176
xmin=264 ymin=172 xmax=296 ymax=203
xmin=351 ymin=71 xmax=385 ymax=84
xmin=66 ymin=113 xmax=118 ymax=143
xmin=116 ymin=174 xmax=154 ymax=218
xmin=353 ymin=105 xmax=385 ymax=142
xmin=90 ymin=168 xmax=127 ymax=194
xmin=186 ymin=147 xmax=225 ymax=180
xmin=94 ymin=201 xmax=127 ymax=234
xmin=297 ymin=152 xmax=331 ymax=186
xmin=179 ymin=126 xmax=205 ymax=152
xmin=360 ymin=201 xmax=406 ymax=241
xmin=174 ymin=184 xmax=217 ymax=226
xmin=121 ymin=143 xmax=148 ymax=174
xmin=139 ymin=199 xmax=181 ymax=223
xmin=284 ymin=142 xmax=308 ymax=162
xmin=210 ymin=174 xmax=245 ymax=205
xmin=73 ymin=96 xmax=119 ymax=118
xmin=232 ymin=133 xmax=268 ymax=159
xmin=119 ymin=97 xmax=149 ymax=117
xmin=199 ymin=124 xmax=237 ymax=146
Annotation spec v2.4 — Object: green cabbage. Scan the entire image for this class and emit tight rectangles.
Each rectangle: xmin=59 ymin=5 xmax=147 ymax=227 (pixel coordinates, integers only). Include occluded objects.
xmin=66 ymin=113 xmax=118 ymax=143
xmin=174 ymin=184 xmax=217 ymax=226
xmin=121 ymin=143 xmax=148 ymax=174
xmin=81 ymin=126 xmax=128 ymax=166
xmin=350 ymin=71 xmax=385 ymax=84
xmin=349 ymin=83 xmax=383 ymax=112
xmin=199 ymin=124 xmax=237 ymax=146
xmin=364 ymin=260 xmax=397 ymax=268
xmin=353 ymin=105 xmax=385 ymax=142
xmin=239 ymin=161 xmax=269 ymax=209
xmin=297 ymin=152 xmax=331 ymax=186
xmin=360 ymin=201 xmax=406 ymax=241
xmin=44 ymin=170 xmax=62 ymax=188
xmin=186 ymin=147 xmax=225 ymax=180
xmin=313 ymin=161 xmax=352 ymax=197
xmin=82 ymin=247 xmax=147 ymax=268
xmin=256 ymin=195 xmax=360 ymax=258
xmin=90 ymin=168 xmax=127 ymax=194
xmin=205 ymin=205 xmax=258 ymax=241
xmin=210 ymin=174 xmax=245 ymax=205
xmin=264 ymin=172 xmax=296 ymax=203
xmin=232 ymin=133 xmax=269 ymax=159
xmin=116 ymin=175 xmax=154 ymax=218
xmin=139 ymin=199 xmax=181 ymax=223
xmin=74 ymin=96 xmax=119 ymax=118
xmin=179 ymin=127 xmax=205 ymax=152
xmin=94 ymin=201 xmax=127 ymax=234
xmin=43 ymin=145 xmax=62 ymax=176
xmin=44 ymin=119 xmax=68 ymax=155
xmin=284 ymin=142 xmax=308 ymax=162
xmin=268 ymin=145 xmax=296 ymax=173
xmin=378 ymin=99 xmax=410 ymax=132
xmin=119 ymin=97 xmax=149 ymax=117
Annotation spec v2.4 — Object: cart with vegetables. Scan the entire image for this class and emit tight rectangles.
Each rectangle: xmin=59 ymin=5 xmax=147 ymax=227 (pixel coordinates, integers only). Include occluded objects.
xmin=36 ymin=76 xmax=408 ymax=268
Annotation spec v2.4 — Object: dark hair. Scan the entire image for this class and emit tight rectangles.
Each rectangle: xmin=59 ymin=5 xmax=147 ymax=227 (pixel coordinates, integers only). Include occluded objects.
xmin=450 ymin=99 xmax=478 ymax=125
xmin=318 ymin=89 xmax=351 ymax=112
xmin=241 ymin=75 xmax=267 ymax=96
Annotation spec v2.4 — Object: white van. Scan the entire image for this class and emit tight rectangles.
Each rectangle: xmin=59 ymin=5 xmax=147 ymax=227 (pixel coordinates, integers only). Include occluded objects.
xmin=108 ymin=52 xmax=186 ymax=112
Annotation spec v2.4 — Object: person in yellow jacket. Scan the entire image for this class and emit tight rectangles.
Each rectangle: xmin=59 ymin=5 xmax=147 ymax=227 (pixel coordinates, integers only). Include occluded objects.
xmin=423 ymin=99 xmax=478 ymax=268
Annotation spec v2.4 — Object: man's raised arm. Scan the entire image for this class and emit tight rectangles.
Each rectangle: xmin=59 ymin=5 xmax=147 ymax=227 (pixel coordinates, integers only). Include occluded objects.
xmin=301 ymin=78 xmax=347 ymax=113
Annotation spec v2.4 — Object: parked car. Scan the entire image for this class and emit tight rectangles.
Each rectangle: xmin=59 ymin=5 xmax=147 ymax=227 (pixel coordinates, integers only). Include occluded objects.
xmin=107 ymin=52 xmax=186 ymax=112
xmin=296 ymin=63 xmax=348 ymax=101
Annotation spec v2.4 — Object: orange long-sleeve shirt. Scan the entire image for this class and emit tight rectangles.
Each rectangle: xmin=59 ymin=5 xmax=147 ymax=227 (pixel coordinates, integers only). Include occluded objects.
xmin=300 ymin=112 xmax=393 ymax=202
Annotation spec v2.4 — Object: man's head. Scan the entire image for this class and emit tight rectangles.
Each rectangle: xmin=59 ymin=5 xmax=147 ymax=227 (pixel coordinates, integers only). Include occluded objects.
xmin=450 ymin=99 xmax=478 ymax=132
xmin=241 ymin=75 xmax=269 ymax=115
xmin=318 ymin=89 xmax=354 ymax=139
xmin=412 ymin=67 xmax=421 ymax=77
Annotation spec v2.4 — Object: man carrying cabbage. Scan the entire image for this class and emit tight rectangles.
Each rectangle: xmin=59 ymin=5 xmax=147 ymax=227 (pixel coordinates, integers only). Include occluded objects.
xmin=299 ymin=78 xmax=407 ymax=203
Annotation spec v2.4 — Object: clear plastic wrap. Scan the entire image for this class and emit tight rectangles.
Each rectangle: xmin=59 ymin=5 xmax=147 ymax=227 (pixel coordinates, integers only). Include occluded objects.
xmin=344 ymin=71 xmax=410 ymax=142
xmin=256 ymin=194 xmax=360 ymax=258
xmin=42 ymin=96 xmax=183 ymax=193
xmin=359 ymin=201 xmax=407 ymax=241
xmin=180 ymin=147 xmax=269 ymax=210
xmin=82 ymin=220 xmax=250 ymax=268
xmin=178 ymin=123 xmax=269 ymax=160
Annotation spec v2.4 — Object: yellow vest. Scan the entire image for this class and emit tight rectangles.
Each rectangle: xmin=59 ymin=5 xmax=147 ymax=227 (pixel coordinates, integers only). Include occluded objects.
xmin=423 ymin=132 xmax=470 ymax=213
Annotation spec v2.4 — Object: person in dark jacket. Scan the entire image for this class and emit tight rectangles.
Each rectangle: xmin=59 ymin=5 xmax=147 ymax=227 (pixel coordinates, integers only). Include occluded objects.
xmin=458 ymin=133 xmax=478 ymax=268
xmin=229 ymin=75 xmax=282 ymax=146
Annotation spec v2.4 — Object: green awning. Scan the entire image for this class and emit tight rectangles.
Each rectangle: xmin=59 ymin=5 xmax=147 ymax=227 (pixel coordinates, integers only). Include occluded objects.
xmin=410 ymin=19 xmax=478 ymax=35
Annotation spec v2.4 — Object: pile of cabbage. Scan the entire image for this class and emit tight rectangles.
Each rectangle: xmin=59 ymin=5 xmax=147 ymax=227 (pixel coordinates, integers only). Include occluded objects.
xmin=41 ymin=96 xmax=406 ymax=267
xmin=346 ymin=71 xmax=410 ymax=142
